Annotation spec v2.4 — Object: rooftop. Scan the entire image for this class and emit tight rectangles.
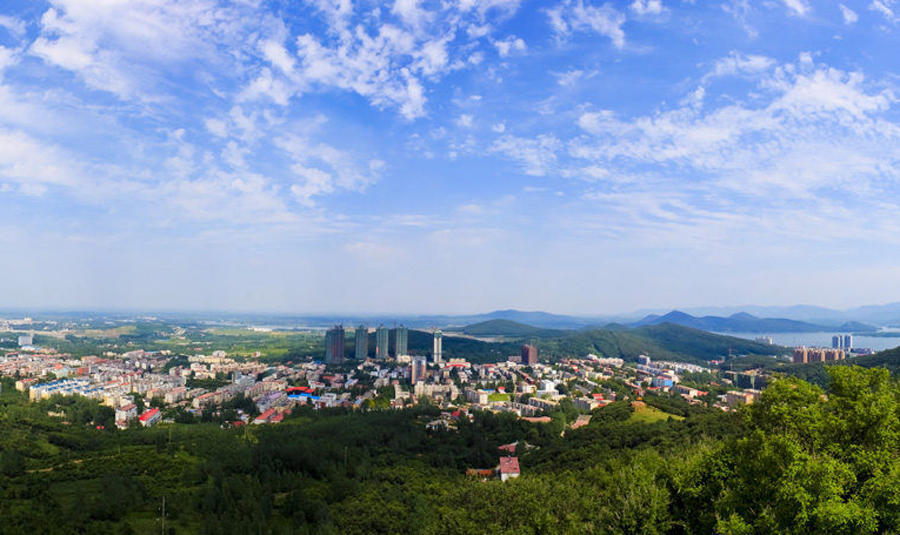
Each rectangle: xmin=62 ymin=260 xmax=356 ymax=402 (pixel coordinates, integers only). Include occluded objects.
xmin=499 ymin=456 xmax=520 ymax=475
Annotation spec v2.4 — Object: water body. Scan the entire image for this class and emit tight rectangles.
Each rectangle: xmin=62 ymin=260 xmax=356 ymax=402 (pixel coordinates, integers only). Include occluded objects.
xmin=723 ymin=332 xmax=900 ymax=352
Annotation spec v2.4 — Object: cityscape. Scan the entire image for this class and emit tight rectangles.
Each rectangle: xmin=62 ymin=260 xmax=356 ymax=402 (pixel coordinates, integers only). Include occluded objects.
xmin=2 ymin=0 xmax=900 ymax=533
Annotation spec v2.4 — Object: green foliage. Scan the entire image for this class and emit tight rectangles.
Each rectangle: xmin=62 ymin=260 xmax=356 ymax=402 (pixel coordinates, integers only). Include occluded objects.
xmin=536 ymin=324 xmax=781 ymax=364
xmin=0 ymin=366 xmax=897 ymax=534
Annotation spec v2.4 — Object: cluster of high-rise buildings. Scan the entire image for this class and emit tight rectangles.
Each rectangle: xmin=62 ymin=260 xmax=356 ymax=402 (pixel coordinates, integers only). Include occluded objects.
xmin=792 ymin=346 xmax=846 ymax=364
xmin=325 ymin=324 xmax=420 ymax=364
xmin=832 ymin=334 xmax=853 ymax=350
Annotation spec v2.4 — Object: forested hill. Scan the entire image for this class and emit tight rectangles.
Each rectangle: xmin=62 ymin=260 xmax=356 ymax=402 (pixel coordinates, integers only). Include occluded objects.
xmin=1 ymin=367 xmax=898 ymax=533
xmin=455 ymin=319 xmax=567 ymax=338
xmin=399 ymin=322 xmax=784 ymax=364
xmin=536 ymin=323 xmax=785 ymax=363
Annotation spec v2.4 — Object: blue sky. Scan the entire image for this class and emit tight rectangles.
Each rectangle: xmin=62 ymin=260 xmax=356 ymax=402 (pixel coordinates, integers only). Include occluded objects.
xmin=0 ymin=0 xmax=898 ymax=315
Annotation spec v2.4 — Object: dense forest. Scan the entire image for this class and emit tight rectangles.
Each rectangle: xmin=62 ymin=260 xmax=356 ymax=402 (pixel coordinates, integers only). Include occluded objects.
xmin=1 ymin=364 xmax=898 ymax=534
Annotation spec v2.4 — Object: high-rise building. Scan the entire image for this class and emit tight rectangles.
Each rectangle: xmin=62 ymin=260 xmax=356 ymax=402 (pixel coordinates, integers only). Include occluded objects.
xmin=355 ymin=325 xmax=368 ymax=360
xmin=411 ymin=356 xmax=427 ymax=384
xmin=376 ymin=326 xmax=390 ymax=360
xmin=521 ymin=344 xmax=538 ymax=365
xmin=844 ymin=334 xmax=853 ymax=350
xmin=393 ymin=326 xmax=408 ymax=357
xmin=795 ymin=346 xmax=845 ymax=364
xmin=832 ymin=335 xmax=842 ymax=349
xmin=325 ymin=325 xmax=345 ymax=365
xmin=432 ymin=330 xmax=443 ymax=363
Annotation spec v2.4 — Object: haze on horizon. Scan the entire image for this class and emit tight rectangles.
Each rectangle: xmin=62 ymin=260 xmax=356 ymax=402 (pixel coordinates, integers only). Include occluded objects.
xmin=0 ymin=0 xmax=898 ymax=315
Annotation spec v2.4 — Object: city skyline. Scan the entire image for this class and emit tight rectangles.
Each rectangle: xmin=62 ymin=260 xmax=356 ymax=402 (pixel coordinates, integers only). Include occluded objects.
xmin=0 ymin=1 xmax=898 ymax=314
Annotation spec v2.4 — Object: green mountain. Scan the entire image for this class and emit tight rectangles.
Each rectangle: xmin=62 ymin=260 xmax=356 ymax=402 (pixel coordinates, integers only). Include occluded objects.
xmin=355 ymin=322 xmax=784 ymax=364
xmin=536 ymin=323 xmax=784 ymax=364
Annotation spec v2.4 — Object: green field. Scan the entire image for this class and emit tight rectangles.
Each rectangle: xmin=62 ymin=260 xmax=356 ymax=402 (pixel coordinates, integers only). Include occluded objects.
xmin=627 ymin=404 xmax=684 ymax=424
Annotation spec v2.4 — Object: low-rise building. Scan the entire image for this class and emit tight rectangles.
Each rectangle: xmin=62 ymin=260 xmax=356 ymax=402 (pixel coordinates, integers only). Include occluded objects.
xmin=139 ymin=407 xmax=161 ymax=427
xmin=498 ymin=456 xmax=520 ymax=482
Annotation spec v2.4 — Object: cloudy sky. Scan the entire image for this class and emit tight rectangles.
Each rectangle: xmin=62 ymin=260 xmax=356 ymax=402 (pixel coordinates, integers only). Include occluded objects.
xmin=0 ymin=0 xmax=898 ymax=315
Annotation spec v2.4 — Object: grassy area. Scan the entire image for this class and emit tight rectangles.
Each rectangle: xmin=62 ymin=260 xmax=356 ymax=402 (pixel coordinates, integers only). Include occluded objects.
xmin=80 ymin=325 xmax=138 ymax=338
xmin=627 ymin=404 xmax=684 ymax=424
xmin=488 ymin=393 xmax=510 ymax=402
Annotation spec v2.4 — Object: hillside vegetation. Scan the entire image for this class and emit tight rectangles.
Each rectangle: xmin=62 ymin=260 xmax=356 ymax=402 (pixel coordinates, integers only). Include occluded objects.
xmin=535 ymin=323 xmax=785 ymax=364
xmin=1 ymin=367 xmax=898 ymax=534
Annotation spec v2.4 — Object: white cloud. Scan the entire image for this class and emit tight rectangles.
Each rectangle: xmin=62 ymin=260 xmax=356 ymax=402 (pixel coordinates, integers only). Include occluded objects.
xmin=246 ymin=0 xmax=525 ymax=119
xmin=204 ymin=118 xmax=228 ymax=138
xmin=569 ymin=59 xmax=899 ymax=208
xmin=722 ymin=0 xmax=758 ymax=38
xmin=0 ymin=129 xmax=84 ymax=191
xmin=783 ymin=0 xmax=810 ymax=16
xmin=456 ymin=114 xmax=474 ymax=128
xmin=839 ymin=4 xmax=859 ymax=24
xmin=0 ymin=15 xmax=26 ymax=38
xmin=27 ymin=0 xmax=265 ymax=103
xmin=869 ymin=0 xmax=898 ymax=22
xmin=492 ymin=122 xmax=506 ymax=133
xmin=493 ymin=35 xmax=526 ymax=57
xmin=706 ymin=52 xmax=776 ymax=79
xmin=490 ymin=134 xmax=561 ymax=176
xmin=555 ymin=69 xmax=584 ymax=86
xmin=276 ymin=134 xmax=384 ymax=206
xmin=392 ymin=0 xmax=433 ymax=29
xmin=0 ymin=46 xmax=19 ymax=75
xmin=547 ymin=1 xmax=626 ymax=49
xmin=630 ymin=0 xmax=665 ymax=16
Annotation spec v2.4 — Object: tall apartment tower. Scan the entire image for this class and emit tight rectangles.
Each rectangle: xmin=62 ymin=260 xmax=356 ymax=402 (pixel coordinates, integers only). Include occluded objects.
xmin=393 ymin=326 xmax=408 ymax=357
xmin=376 ymin=325 xmax=390 ymax=359
xmin=432 ymin=330 xmax=443 ymax=363
xmin=411 ymin=356 xmax=427 ymax=384
xmin=325 ymin=325 xmax=345 ymax=365
xmin=355 ymin=325 xmax=368 ymax=360
xmin=843 ymin=334 xmax=853 ymax=350
xmin=832 ymin=335 xmax=842 ymax=349
xmin=521 ymin=344 xmax=538 ymax=365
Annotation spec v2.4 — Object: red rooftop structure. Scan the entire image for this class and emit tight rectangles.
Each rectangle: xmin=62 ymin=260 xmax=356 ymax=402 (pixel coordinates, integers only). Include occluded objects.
xmin=498 ymin=456 xmax=520 ymax=481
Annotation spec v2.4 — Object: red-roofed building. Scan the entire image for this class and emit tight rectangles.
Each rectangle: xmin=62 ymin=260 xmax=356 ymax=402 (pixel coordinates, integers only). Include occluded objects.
xmin=254 ymin=408 xmax=277 ymax=424
xmin=138 ymin=408 xmax=160 ymax=427
xmin=498 ymin=456 xmax=520 ymax=481
xmin=498 ymin=442 xmax=517 ymax=454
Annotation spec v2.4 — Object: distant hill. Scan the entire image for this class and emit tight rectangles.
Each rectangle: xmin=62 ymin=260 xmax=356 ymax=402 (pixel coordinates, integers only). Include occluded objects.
xmin=837 ymin=321 xmax=879 ymax=333
xmin=389 ymin=323 xmax=785 ymax=364
xmin=632 ymin=310 xmax=834 ymax=333
xmin=457 ymin=319 xmax=566 ymax=338
xmin=638 ymin=303 xmax=900 ymax=326
xmin=533 ymin=323 xmax=786 ymax=364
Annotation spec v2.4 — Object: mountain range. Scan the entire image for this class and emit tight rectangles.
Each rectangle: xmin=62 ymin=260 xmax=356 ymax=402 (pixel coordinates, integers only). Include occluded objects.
xmin=630 ymin=310 xmax=877 ymax=334
xmin=633 ymin=303 xmax=900 ymax=326
xmin=422 ymin=321 xmax=784 ymax=364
